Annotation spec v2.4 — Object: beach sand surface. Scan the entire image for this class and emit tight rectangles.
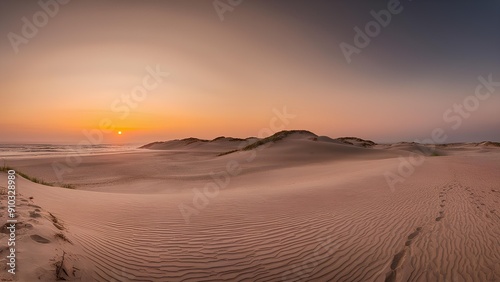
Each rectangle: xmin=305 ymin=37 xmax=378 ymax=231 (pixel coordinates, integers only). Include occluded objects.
xmin=1 ymin=133 xmax=500 ymax=281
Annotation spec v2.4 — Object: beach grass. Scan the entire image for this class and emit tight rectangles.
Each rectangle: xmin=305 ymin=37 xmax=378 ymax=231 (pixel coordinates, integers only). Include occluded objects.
xmin=0 ymin=164 xmax=75 ymax=189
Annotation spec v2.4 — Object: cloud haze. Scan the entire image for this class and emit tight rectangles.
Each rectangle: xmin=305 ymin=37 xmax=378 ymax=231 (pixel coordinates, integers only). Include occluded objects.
xmin=1 ymin=0 xmax=499 ymax=144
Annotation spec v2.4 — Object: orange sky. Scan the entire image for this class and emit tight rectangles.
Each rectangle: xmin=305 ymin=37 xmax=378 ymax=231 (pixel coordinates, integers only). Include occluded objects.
xmin=1 ymin=1 xmax=499 ymax=144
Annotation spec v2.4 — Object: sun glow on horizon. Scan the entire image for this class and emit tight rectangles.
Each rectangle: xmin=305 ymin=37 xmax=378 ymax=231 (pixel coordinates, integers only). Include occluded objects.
xmin=0 ymin=1 xmax=499 ymax=144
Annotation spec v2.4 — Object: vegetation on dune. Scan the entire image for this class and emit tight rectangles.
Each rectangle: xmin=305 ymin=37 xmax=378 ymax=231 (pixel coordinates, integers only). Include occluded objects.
xmin=241 ymin=130 xmax=316 ymax=151
xmin=211 ymin=136 xmax=246 ymax=142
xmin=336 ymin=137 xmax=376 ymax=147
xmin=217 ymin=149 xmax=239 ymax=157
xmin=216 ymin=130 xmax=317 ymax=156
xmin=480 ymin=141 xmax=500 ymax=147
xmin=182 ymin=137 xmax=209 ymax=145
xmin=1 ymin=164 xmax=75 ymax=189
xmin=55 ymin=232 xmax=72 ymax=244
xmin=139 ymin=141 xmax=163 ymax=149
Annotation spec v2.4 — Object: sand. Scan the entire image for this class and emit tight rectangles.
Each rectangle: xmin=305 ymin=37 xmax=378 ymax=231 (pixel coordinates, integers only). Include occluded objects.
xmin=1 ymin=132 xmax=500 ymax=281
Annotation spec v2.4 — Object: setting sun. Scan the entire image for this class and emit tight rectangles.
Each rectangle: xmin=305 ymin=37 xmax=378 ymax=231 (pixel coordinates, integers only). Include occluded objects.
xmin=118 ymin=131 xmax=122 ymax=135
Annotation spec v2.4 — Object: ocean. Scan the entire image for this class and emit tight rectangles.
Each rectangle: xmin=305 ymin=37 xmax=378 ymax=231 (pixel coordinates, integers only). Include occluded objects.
xmin=0 ymin=144 xmax=141 ymax=158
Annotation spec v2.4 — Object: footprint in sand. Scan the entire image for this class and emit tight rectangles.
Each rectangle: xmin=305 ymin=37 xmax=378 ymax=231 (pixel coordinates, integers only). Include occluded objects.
xmin=29 ymin=211 xmax=42 ymax=218
xmin=385 ymin=249 xmax=407 ymax=282
xmin=390 ymin=249 xmax=406 ymax=270
xmin=405 ymin=227 xmax=422 ymax=246
xmin=30 ymin=234 xmax=51 ymax=244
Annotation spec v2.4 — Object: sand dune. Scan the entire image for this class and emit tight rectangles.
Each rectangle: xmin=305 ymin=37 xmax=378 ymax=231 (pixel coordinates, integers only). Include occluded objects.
xmin=1 ymin=131 xmax=500 ymax=281
xmin=141 ymin=136 xmax=259 ymax=152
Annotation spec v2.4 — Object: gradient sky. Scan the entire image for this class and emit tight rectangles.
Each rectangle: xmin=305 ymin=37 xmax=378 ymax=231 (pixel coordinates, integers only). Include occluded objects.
xmin=1 ymin=0 xmax=499 ymax=144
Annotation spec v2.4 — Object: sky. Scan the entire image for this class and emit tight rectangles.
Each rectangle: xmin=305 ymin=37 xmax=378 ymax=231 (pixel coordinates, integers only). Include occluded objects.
xmin=1 ymin=0 xmax=499 ymax=144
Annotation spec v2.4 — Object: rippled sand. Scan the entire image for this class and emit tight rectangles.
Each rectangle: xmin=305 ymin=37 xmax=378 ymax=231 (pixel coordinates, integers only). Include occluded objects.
xmin=1 ymin=133 xmax=499 ymax=281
